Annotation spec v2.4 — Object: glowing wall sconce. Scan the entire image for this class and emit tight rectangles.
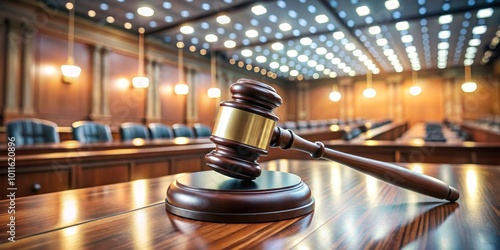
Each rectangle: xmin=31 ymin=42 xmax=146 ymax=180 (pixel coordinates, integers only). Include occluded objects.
xmin=409 ymin=71 xmax=422 ymax=96
xmin=174 ymin=42 xmax=189 ymax=95
xmin=207 ymin=51 xmax=221 ymax=98
xmin=461 ymin=64 xmax=477 ymax=93
xmin=329 ymin=84 xmax=341 ymax=102
xmin=132 ymin=27 xmax=149 ymax=88
xmin=61 ymin=0 xmax=81 ymax=84
xmin=362 ymin=70 xmax=376 ymax=99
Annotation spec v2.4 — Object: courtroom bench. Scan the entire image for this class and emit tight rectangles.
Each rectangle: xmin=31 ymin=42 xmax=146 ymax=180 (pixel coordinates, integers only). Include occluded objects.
xmin=0 ymin=143 xmax=215 ymax=198
xmin=460 ymin=121 xmax=500 ymax=142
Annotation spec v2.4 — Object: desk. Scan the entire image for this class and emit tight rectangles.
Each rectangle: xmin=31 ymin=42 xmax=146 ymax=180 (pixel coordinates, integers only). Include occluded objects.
xmin=1 ymin=160 xmax=498 ymax=249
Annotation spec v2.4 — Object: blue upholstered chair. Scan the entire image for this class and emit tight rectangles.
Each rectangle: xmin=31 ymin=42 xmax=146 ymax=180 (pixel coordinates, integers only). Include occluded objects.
xmin=341 ymin=127 xmax=362 ymax=141
xmin=172 ymin=124 xmax=194 ymax=138
xmin=193 ymin=123 xmax=212 ymax=138
xmin=72 ymin=121 xmax=112 ymax=143
xmin=148 ymin=123 xmax=174 ymax=139
xmin=119 ymin=122 xmax=150 ymax=141
xmin=6 ymin=118 xmax=60 ymax=146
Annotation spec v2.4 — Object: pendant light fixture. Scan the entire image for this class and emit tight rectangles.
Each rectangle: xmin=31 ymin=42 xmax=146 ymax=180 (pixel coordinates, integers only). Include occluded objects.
xmin=60 ymin=0 xmax=81 ymax=83
xmin=132 ymin=27 xmax=149 ymax=88
xmin=174 ymin=42 xmax=189 ymax=95
xmin=207 ymin=51 xmax=221 ymax=98
xmin=409 ymin=71 xmax=422 ymax=96
xmin=329 ymin=83 xmax=341 ymax=102
xmin=461 ymin=64 xmax=477 ymax=93
xmin=362 ymin=70 xmax=376 ymax=99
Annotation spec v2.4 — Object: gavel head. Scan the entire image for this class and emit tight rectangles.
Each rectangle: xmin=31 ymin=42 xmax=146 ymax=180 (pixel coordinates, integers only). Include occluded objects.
xmin=205 ymin=79 xmax=283 ymax=180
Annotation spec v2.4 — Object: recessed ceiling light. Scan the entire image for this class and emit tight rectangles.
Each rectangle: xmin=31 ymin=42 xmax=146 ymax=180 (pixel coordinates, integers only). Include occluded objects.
xmin=241 ymin=49 xmax=253 ymax=57
xmin=224 ymin=40 xmax=236 ymax=48
xmin=180 ymin=25 xmax=194 ymax=34
xmin=438 ymin=30 xmax=451 ymax=39
xmin=316 ymin=47 xmax=327 ymax=55
xmin=477 ymin=8 xmax=493 ymax=19
xmin=472 ymin=25 xmax=487 ymax=35
xmin=298 ymin=55 xmax=308 ymax=62
xmin=279 ymin=23 xmax=292 ymax=31
xmin=88 ymin=10 xmax=96 ymax=17
xmin=468 ymin=39 xmax=481 ymax=46
xmin=438 ymin=14 xmax=453 ymax=24
xmin=356 ymin=6 xmax=370 ymax=16
xmin=270 ymin=62 xmax=280 ymax=69
xmin=137 ymin=6 xmax=154 ymax=17
xmin=376 ymin=38 xmax=388 ymax=46
xmin=395 ymin=21 xmax=409 ymax=30
xmin=344 ymin=43 xmax=356 ymax=51
xmin=316 ymin=65 xmax=325 ymax=71
xmin=287 ymin=50 xmax=298 ymax=57
xmin=331 ymin=58 xmax=341 ymax=64
xmin=300 ymin=37 xmax=312 ymax=45
xmin=256 ymin=55 xmax=267 ymax=63
xmin=217 ymin=15 xmax=231 ymax=24
xmin=205 ymin=34 xmax=218 ymax=42
xmin=279 ymin=65 xmax=289 ymax=72
xmin=251 ymin=5 xmax=267 ymax=15
xmin=438 ymin=42 xmax=449 ymax=49
xmin=315 ymin=14 xmax=329 ymax=23
xmin=124 ymin=22 xmax=132 ymax=29
xmin=401 ymin=35 xmax=413 ymax=43
xmin=385 ymin=0 xmax=399 ymax=10
xmin=245 ymin=29 xmax=258 ymax=38
xmin=271 ymin=42 xmax=284 ymax=50
xmin=307 ymin=60 xmax=317 ymax=67
xmin=106 ymin=16 xmax=115 ymax=23
xmin=290 ymin=70 xmax=299 ymax=76
xmin=332 ymin=31 xmax=345 ymax=40
xmin=368 ymin=26 xmax=381 ymax=34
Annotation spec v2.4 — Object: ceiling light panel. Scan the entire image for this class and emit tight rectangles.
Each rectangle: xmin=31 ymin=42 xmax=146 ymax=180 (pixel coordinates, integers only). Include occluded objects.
xmin=60 ymin=0 xmax=500 ymax=80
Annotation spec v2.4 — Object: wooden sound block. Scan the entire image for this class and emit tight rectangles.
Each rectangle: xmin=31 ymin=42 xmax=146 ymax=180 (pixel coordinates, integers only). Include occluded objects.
xmin=165 ymin=170 xmax=315 ymax=223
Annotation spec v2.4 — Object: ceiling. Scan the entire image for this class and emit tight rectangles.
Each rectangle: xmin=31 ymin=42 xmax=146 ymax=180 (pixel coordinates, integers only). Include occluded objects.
xmin=46 ymin=0 xmax=500 ymax=81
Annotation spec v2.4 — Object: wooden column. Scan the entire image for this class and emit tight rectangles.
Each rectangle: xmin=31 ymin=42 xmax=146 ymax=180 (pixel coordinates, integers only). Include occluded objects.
xmin=296 ymin=82 xmax=310 ymax=121
xmin=4 ymin=22 xmax=21 ymax=115
xmin=90 ymin=45 xmax=102 ymax=119
xmin=21 ymin=25 xmax=35 ymax=115
xmin=145 ymin=60 xmax=161 ymax=122
xmin=339 ymin=78 xmax=353 ymax=120
xmin=101 ymin=48 xmax=111 ymax=117
xmin=185 ymin=67 xmax=196 ymax=125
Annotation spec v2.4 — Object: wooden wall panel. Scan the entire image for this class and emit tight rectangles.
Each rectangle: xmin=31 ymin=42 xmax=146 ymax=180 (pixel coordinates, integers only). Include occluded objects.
xmin=0 ymin=21 xmax=5 ymax=117
xmin=354 ymin=80 xmax=388 ymax=120
xmin=402 ymin=77 xmax=444 ymax=125
xmin=462 ymin=75 xmax=500 ymax=120
xmin=35 ymin=34 xmax=91 ymax=126
xmin=309 ymin=83 xmax=340 ymax=120
xmin=107 ymin=51 xmax=145 ymax=125
xmin=158 ymin=63 xmax=184 ymax=125
xmin=194 ymin=70 xmax=215 ymax=126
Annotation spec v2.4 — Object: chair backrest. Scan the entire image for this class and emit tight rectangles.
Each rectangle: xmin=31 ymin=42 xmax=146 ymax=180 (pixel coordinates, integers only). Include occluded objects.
xmin=6 ymin=118 xmax=60 ymax=146
xmin=172 ymin=124 xmax=194 ymax=138
xmin=193 ymin=123 xmax=212 ymax=138
xmin=72 ymin=121 xmax=112 ymax=143
xmin=148 ymin=123 xmax=174 ymax=139
xmin=119 ymin=122 xmax=150 ymax=141
xmin=341 ymin=127 xmax=362 ymax=141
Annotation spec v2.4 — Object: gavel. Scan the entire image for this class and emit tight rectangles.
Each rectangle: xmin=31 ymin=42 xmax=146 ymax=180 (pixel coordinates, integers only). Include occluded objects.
xmin=205 ymin=79 xmax=459 ymax=202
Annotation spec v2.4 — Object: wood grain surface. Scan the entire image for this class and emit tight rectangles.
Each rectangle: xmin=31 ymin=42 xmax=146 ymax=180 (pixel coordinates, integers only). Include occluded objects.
xmin=0 ymin=160 xmax=498 ymax=249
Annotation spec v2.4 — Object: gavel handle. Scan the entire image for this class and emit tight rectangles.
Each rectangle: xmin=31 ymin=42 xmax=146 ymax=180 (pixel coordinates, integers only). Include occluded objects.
xmin=271 ymin=127 xmax=459 ymax=202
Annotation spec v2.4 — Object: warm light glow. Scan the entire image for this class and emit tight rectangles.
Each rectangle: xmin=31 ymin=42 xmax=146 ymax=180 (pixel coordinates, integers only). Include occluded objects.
xmin=363 ymin=88 xmax=376 ymax=98
xmin=116 ymin=78 xmax=130 ymax=89
xmin=329 ymin=91 xmax=341 ymax=102
xmin=461 ymin=82 xmax=477 ymax=93
xmin=132 ymin=76 xmax=149 ymax=88
xmin=356 ymin=6 xmax=370 ymax=16
xmin=137 ymin=6 xmax=154 ymax=17
xmin=61 ymin=64 xmax=81 ymax=78
xmin=207 ymin=87 xmax=221 ymax=98
xmin=216 ymin=15 xmax=230 ymax=24
xmin=409 ymin=85 xmax=422 ymax=96
xmin=205 ymin=34 xmax=218 ymax=42
xmin=180 ymin=25 xmax=194 ymax=34
xmin=174 ymin=83 xmax=189 ymax=95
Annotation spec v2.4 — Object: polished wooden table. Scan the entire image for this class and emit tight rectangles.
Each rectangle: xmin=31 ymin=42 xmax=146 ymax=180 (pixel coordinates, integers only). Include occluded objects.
xmin=1 ymin=160 xmax=498 ymax=249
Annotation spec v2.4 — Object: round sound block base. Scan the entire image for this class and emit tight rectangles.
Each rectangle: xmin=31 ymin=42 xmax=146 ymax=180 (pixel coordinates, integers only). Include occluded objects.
xmin=165 ymin=170 xmax=314 ymax=223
